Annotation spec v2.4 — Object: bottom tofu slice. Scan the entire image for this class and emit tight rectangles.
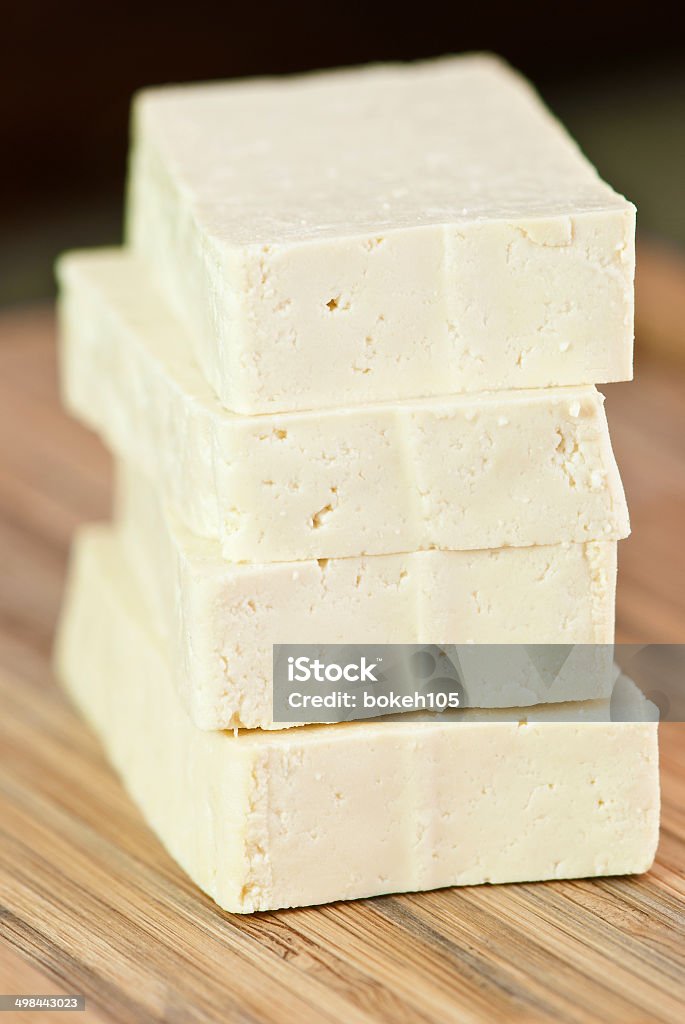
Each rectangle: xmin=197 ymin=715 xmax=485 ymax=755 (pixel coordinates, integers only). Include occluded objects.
xmin=55 ymin=526 xmax=660 ymax=914
xmin=116 ymin=462 xmax=618 ymax=730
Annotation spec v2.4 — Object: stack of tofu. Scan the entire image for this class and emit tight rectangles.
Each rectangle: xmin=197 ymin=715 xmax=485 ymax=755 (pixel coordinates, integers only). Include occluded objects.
xmin=56 ymin=55 xmax=660 ymax=913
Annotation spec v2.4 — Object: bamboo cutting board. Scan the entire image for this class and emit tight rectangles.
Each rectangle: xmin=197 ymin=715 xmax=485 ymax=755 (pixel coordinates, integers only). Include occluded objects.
xmin=0 ymin=298 xmax=684 ymax=1024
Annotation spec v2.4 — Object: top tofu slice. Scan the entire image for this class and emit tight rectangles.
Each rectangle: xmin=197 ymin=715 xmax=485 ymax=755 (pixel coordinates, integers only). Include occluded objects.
xmin=128 ymin=54 xmax=635 ymax=415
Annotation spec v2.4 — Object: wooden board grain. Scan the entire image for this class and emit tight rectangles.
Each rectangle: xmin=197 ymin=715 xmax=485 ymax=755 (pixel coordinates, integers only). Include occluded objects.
xmin=0 ymin=306 xmax=684 ymax=1024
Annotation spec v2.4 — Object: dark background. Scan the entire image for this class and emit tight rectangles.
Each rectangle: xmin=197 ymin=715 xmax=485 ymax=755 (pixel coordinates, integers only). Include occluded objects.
xmin=2 ymin=0 xmax=684 ymax=305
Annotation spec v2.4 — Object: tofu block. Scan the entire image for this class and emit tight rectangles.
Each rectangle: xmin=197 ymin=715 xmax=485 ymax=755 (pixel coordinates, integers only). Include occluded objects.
xmin=117 ymin=463 xmax=618 ymax=730
xmin=128 ymin=54 xmax=635 ymax=414
xmin=58 ymin=251 xmax=630 ymax=562
xmin=55 ymin=526 xmax=660 ymax=913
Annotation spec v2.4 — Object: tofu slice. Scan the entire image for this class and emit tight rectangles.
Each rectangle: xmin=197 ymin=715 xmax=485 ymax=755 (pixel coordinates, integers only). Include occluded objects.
xmin=116 ymin=462 xmax=618 ymax=730
xmin=57 ymin=251 xmax=629 ymax=562
xmin=127 ymin=55 xmax=634 ymax=414
xmin=55 ymin=526 xmax=660 ymax=913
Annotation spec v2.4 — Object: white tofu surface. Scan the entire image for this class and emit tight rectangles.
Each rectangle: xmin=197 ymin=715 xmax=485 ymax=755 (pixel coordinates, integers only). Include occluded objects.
xmin=128 ymin=54 xmax=635 ymax=413
xmin=58 ymin=250 xmax=630 ymax=562
xmin=117 ymin=463 xmax=618 ymax=730
xmin=55 ymin=526 xmax=660 ymax=913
